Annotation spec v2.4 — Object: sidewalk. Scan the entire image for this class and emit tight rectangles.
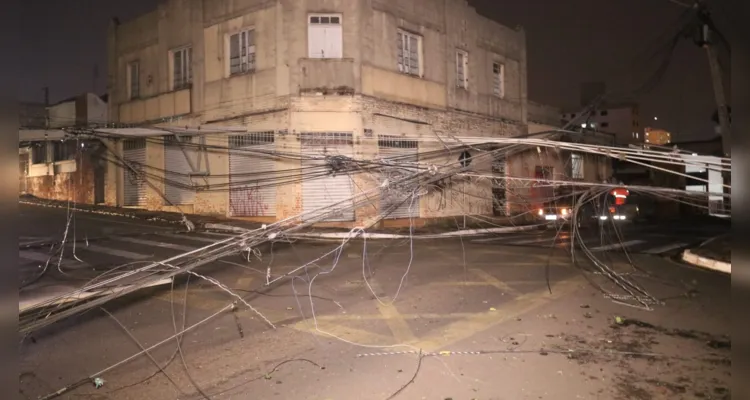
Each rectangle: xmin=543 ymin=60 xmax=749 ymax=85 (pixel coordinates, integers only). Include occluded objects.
xmin=681 ymin=234 xmax=731 ymax=274
xmin=20 ymin=195 xmax=542 ymax=237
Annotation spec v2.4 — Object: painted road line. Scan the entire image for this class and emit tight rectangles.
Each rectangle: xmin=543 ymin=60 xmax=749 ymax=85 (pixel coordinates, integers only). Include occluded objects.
xmin=472 ymin=235 xmax=542 ymax=243
xmin=413 ymin=276 xmax=584 ymax=352
xmin=588 ymin=240 xmax=645 ymax=252
xmin=641 ymin=242 xmax=687 ymax=254
xmin=159 ymin=233 xmax=225 ymax=244
xmin=470 ymin=268 xmax=521 ymax=296
xmin=111 ymin=236 xmax=196 ymax=252
xmin=509 ymin=236 xmax=557 ymax=245
xmin=235 ymin=276 xmax=255 ymax=288
xmin=75 ymin=243 xmax=151 ymax=260
xmin=368 ymin=278 xmax=417 ymax=343
xmin=289 ymin=319 xmax=397 ymax=345
xmin=18 ymin=250 xmax=91 ymax=269
xmin=429 ymin=279 xmax=549 ymax=288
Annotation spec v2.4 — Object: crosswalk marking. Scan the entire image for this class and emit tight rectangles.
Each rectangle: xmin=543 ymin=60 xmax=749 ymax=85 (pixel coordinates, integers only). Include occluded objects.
xmin=74 ymin=243 xmax=151 ymax=260
xmin=19 ymin=250 xmax=91 ymax=269
xmin=588 ymin=240 xmax=645 ymax=252
xmin=641 ymin=242 xmax=687 ymax=254
xmin=111 ymin=236 xmax=195 ymax=252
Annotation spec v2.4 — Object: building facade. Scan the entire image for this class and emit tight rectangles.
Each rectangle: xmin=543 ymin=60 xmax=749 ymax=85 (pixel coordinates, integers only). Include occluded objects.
xmin=19 ymin=94 xmax=109 ymax=204
xmin=643 ymin=127 xmax=671 ymax=145
xmin=561 ymin=102 xmax=642 ymax=146
xmin=103 ymin=0 xmax=529 ymax=226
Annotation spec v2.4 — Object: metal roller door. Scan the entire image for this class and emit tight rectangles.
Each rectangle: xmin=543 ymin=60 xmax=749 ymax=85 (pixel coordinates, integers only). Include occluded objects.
xmin=301 ymin=132 xmax=355 ymax=222
xmin=378 ymin=135 xmax=420 ymax=219
xmin=123 ymin=138 xmax=146 ymax=207
xmin=164 ymin=135 xmax=196 ymax=205
xmin=229 ymin=132 xmax=277 ymax=217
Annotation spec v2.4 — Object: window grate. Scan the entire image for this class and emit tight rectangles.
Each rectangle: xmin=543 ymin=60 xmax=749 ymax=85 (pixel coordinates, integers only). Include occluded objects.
xmin=228 ymin=132 xmax=275 ymax=148
xmin=378 ymin=135 xmax=418 ymax=149
xmin=300 ymin=132 xmax=353 ymax=146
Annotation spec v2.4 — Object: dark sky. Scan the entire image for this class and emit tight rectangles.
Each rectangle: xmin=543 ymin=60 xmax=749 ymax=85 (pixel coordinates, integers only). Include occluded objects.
xmin=20 ymin=0 xmax=732 ymax=140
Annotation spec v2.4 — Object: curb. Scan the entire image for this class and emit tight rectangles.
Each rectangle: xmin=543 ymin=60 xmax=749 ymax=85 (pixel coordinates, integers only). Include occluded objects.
xmin=279 ymin=224 xmax=545 ymax=240
xmin=681 ymin=248 xmax=731 ymax=274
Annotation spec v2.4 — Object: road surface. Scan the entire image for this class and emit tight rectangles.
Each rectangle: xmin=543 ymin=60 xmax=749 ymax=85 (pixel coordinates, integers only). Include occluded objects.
xmin=18 ymin=204 xmax=731 ymax=400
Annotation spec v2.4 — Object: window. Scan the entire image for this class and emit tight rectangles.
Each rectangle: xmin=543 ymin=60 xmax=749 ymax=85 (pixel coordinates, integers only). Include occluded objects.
xmin=31 ymin=143 xmax=48 ymax=164
xmin=397 ymin=30 xmax=421 ymax=76
xmin=127 ymin=61 xmax=140 ymax=99
xmin=456 ymin=50 xmax=468 ymax=89
xmin=600 ymin=110 xmax=608 ymax=116
xmin=53 ymin=141 xmax=77 ymax=162
xmin=172 ymin=47 xmax=193 ymax=90
xmin=492 ymin=62 xmax=505 ymax=97
xmin=308 ymin=14 xmax=343 ymax=58
xmin=229 ymin=30 xmax=256 ymax=75
xmin=571 ymin=153 xmax=584 ymax=179
xmin=601 ymin=122 xmax=609 ymax=128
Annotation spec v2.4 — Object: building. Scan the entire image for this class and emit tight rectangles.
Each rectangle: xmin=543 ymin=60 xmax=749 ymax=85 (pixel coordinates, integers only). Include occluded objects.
xmin=47 ymin=93 xmax=109 ymax=129
xmin=643 ymin=127 xmax=671 ymax=145
xmin=19 ymin=93 xmax=109 ymax=203
xmin=500 ymin=123 xmax=614 ymax=217
xmin=561 ymin=102 xmax=642 ymax=146
xmin=99 ymin=0 xmax=529 ymax=226
xmin=527 ymin=101 xmax=561 ymax=127
xmin=19 ymin=102 xmax=47 ymax=129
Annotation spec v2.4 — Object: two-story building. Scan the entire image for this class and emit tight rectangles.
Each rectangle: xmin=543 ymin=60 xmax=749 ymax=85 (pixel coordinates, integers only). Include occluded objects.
xmin=101 ymin=0 xmax=529 ymax=226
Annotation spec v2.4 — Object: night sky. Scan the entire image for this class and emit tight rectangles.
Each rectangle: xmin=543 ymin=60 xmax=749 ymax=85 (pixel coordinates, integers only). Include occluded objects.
xmin=19 ymin=0 xmax=734 ymax=140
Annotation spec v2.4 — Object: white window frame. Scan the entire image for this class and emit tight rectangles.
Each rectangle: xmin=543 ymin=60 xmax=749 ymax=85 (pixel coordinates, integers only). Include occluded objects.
xmin=308 ymin=14 xmax=343 ymax=59
xmin=228 ymin=29 xmax=256 ymax=76
xmin=171 ymin=46 xmax=193 ymax=90
xmin=571 ymin=153 xmax=584 ymax=180
xmin=127 ymin=61 xmax=140 ymax=100
xmin=456 ymin=49 xmax=468 ymax=89
xmin=492 ymin=61 xmax=505 ymax=98
xmin=397 ymin=30 xmax=423 ymax=77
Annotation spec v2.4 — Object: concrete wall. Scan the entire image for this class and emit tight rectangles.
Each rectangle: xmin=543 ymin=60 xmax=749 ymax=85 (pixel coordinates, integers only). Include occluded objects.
xmin=20 ymin=142 xmax=105 ymax=204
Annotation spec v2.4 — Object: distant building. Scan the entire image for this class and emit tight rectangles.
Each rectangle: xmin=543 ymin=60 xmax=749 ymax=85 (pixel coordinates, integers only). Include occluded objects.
xmin=527 ymin=101 xmax=562 ymax=127
xmin=643 ymin=127 xmax=671 ymax=145
xmin=561 ymin=102 xmax=642 ymax=146
xmin=47 ymin=93 xmax=108 ymax=128
xmin=19 ymin=102 xmax=47 ymax=129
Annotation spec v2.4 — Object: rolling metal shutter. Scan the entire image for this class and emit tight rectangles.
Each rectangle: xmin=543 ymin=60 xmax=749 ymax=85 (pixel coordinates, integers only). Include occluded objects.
xmin=164 ymin=135 xmax=196 ymax=205
xmin=123 ymin=138 xmax=146 ymax=207
xmin=301 ymin=132 xmax=354 ymax=222
xmin=228 ymin=132 xmax=277 ymax=217
xmin=378 ymin=136 xmax=420 ymax=219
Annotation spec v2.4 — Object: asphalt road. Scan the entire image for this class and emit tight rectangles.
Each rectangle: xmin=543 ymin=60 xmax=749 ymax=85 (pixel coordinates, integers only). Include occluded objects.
xmin=18 ymin=204 xmax=731 ymax=400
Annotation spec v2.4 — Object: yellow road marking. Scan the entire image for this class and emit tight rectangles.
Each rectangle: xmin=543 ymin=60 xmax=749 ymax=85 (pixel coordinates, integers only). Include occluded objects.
xmin=313 ymin=312 xmax=479 ymax=321
xmin=288 ymin=319 xmax=396 ymax=345
xmin=413 ymin=276 xmax=584 ymax=352
xmin=428 ymin=280 xmax=557 ymax=288
xmin=369 ymin=279 xmax=417 ymax=343
xmin=469 ymin=268 xmax=521 ymax=296
xmin=235 ymin=276 xmax=255 ymax=288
